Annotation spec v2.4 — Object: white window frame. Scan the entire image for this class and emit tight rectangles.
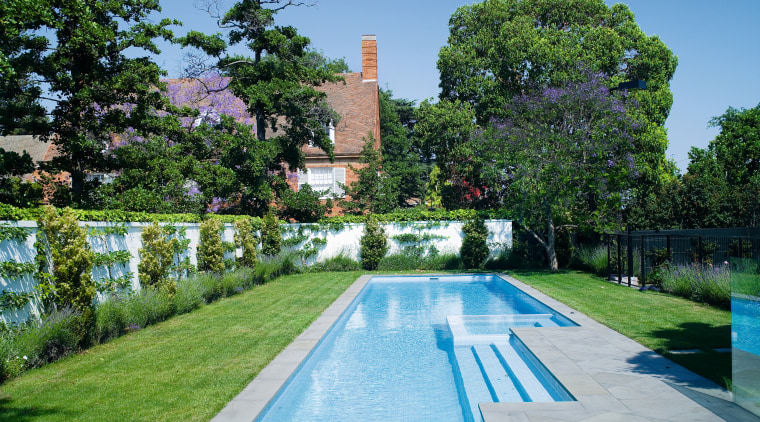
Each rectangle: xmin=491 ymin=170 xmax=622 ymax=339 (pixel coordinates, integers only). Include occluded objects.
xmin=308 ymin=120 xmax=335 ymax=147
xmin=298 ymin=167 xmax=345 ymax=199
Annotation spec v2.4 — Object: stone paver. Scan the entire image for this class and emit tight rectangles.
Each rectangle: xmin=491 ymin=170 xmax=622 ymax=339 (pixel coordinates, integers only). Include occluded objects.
xmin=212 ymin=273 xmax=758 ymax=422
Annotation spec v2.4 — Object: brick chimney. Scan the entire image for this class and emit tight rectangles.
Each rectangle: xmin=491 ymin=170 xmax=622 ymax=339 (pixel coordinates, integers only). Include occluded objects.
xmin=362 ymin=35 xmax=377 ymax=81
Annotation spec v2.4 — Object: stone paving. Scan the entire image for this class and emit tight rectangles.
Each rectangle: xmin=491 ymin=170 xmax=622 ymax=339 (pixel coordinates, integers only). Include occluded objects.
xmin=212 ymin=273 xmax=759 ymax=422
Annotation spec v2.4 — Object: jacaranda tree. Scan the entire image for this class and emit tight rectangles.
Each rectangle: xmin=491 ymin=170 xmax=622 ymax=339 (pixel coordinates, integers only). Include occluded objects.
xmin=478 ymin=73 xmax=640 ymax=271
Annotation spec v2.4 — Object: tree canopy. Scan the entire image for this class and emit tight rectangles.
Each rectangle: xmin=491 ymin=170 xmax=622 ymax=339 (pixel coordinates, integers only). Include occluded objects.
xmin=437 ymin=0 xmax=679 ymax=215
xmin=0 ymin=0 xmax=178 ymax=204
xmin=477 ymin=73 xmax=639 ymax=271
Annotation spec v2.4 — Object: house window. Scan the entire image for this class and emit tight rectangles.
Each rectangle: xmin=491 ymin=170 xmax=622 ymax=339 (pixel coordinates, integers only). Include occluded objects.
xmin=309 ymin=120 xmax=335 ymax=147
xmin=298 ymin=167 xmax=345 ymax=198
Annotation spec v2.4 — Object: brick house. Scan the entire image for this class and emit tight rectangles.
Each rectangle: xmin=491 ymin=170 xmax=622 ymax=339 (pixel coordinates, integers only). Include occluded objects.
xmin=2 ymin=36 xmax=381 ymax=211
xmin=163 ymin=35 xmax=381 ymax=211
xmin=292 ymin=35 xmax=381 ymax=203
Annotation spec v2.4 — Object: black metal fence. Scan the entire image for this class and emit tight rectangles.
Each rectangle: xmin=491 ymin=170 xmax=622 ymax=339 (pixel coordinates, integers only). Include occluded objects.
xmin=606 ymin=228 xmax=760 ymax=286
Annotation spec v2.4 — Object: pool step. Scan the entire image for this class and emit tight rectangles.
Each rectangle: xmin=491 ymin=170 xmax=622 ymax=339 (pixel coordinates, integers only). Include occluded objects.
xmin=454 ymin=343 xmax=556 ymax=421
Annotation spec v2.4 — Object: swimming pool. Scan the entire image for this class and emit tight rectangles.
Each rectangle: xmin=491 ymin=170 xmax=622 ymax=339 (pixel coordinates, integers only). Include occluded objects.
xmin=256 ymin=275 xmax=577 ymax=422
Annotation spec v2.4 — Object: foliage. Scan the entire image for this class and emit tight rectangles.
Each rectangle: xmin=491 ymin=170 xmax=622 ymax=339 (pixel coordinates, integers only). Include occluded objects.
xmin=359 ymin=216 xmax=388 ymax=270
xmin=138 ymin=223 xmax=181 ymax=295
xmin=278 ymin=184 xmax=332 ymax=223
xmin=233 ymin=218 xmax=258 ymax=268
xmin=570 ymin=245 xmax=609 ymax=276
xmin=34 ymin=206 xmax=95 ymax=341
xmin=179 ymin=0 xmax=342 ymax=214
xmin=377 ymin=251 xmax=462 ymax=272
xmin=0 ymin=223 xmax=30 ymax=241
xmin=198 ymin=218 xmax=225 ymax=273
xmin=659 ymin=263 xmax=731 ymax=309
xmin=478 ymin=73 xmax=638 ymax=271
xmin=379 ymin=88 xmax=424 ymax=207
xmin=0 ymin=290 xmax=34 ymax=311
xmin=0 ymin=148 xmax=42 ymax=207
xmin=0 ymin=0 xmax=178 ymax=205
xmin=309 ymin=253 xmax=362 ymax=272
xmin=460 ymin=218 xmax=489 ymax=269
xmin=88 ymin=224 xmax=132 ymax=294
xmin=340 ymin=135 xmax=399 ymax=215
xmin=439 ymin=0 xmax=679 ymax=205
xmin=13 ymin=307 xmax=84 ymax=371
xmin=261 ymin=210 xmax=282 ymax=256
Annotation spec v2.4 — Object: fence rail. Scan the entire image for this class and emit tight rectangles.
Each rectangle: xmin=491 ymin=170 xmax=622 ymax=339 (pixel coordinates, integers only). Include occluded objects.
xmin=606 ymin=228 xmax=760 ymax=286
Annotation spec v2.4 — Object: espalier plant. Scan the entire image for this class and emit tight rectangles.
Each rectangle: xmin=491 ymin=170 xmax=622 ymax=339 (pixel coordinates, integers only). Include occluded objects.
xmin=198 ymin=218 xmax=225 ymax=273
xmin=233 ymin=219 xmax=258 ymax=269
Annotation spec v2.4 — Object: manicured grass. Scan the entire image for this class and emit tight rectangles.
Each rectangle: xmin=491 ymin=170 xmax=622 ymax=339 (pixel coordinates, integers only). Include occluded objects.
xmin=510 ymin=270 xmax=732 ymax=388
xmin=0 ymin=271 xmax=363 ymax=422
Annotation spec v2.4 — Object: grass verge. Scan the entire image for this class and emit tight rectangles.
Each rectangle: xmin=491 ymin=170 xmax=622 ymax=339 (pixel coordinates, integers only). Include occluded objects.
xmin=0 ymin=271 xmax=363 ymax=422
xmin=510 ymin=270 xmax=732 ymax=389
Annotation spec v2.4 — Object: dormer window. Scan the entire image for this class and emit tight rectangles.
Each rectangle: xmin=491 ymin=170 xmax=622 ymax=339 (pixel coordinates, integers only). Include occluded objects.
xmin=309 ymin=120 xmax=335 ymax=147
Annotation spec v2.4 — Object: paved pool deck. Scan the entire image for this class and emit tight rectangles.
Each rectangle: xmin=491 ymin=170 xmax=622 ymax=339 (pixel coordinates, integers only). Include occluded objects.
xmin=212 ymin=273 xmax=759 ymax=422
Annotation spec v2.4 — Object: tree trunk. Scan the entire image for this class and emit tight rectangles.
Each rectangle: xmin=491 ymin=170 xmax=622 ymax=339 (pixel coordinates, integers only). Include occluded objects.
xmin=545 ymin=200 xmax=558 ymax=272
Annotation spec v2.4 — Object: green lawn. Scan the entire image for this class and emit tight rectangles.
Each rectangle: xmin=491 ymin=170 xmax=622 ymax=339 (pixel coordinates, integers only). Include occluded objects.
xmin=510 ymin=270 xmax=732 ymax=388
xmin=0 ymin=269 xmax=734 ymax=421
xmin=0 ymin=272 xmax=363 ymax=422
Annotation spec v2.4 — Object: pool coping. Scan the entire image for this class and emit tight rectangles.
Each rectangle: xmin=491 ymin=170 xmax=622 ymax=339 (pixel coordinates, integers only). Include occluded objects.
xmin=211 ymin=273 xmax=758 ymax=422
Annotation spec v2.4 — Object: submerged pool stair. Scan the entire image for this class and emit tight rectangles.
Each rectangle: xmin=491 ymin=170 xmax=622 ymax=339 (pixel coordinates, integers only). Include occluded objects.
xmin=454 ymin=343 xmax=556 ymax=421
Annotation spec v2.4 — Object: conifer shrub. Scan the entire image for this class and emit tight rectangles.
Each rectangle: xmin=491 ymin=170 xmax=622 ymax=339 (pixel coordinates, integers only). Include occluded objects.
xmin=233 ymin=218 xmax=258 ymax=268
xmin=35 ymin=206 xmax=96 ymax=343
xmin=360 ymin=216 xmax=388 ymax=270
xmin=198 ymin=218 xmax=225 ymax=273
xmin=137 ymin=223 xmax=177 ymax=295
xmin=261 ymin=209 xmax=282 ymax=256
xmin=460 ymin=217 xmax=489 ymax=269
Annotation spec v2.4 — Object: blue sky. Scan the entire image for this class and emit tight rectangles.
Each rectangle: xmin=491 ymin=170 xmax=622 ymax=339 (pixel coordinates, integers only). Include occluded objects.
xmin=152 ymin=0 xmax=760 ymax=172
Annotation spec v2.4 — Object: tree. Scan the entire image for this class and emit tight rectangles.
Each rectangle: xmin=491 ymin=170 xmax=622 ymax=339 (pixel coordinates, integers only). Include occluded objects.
xmin=378 ymin=88 xmax=424 ymax=207
xmin=0 ymin=148 xmax=43 ymax=207
xmin=0 ymin=0 xmax=178 ymax=205
xmin=360 ymin=215 xmax=388 ymax=271
xmin=438 ymin=0 xmax=678 ymax=213
xmin=179 ymin=0 xmax=342 ymax=214
xmin=339 ymin=136 xmax=399 ymax=215
xmin=479 ymin=73 xmax=639 ymax=271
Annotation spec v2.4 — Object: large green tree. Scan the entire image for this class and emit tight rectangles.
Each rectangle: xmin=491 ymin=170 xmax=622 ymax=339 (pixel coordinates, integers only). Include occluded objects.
xmin=0 ymin=0 xmax=178 ymax=204
xmin=378 ymin=88 xmax=424 ymax=207
xmin=179 ymin=0 xmax=341 ymax=214
xmin=437 ymin=0 xmax=678 ymax=215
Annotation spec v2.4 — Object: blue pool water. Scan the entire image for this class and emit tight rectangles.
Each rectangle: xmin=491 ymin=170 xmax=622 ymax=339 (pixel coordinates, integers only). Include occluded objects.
xmin=256 ymin=275 xmax=576 ymax=422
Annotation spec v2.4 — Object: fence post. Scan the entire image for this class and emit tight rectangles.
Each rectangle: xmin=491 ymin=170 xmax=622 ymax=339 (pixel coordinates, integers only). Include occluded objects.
xmin=606 ymin=234 xmax=610 ymax=279
xmin=698 ymin=236 xmax=703 ymax=265
xmin=640 ymin=235 xmax=646 ymax=286
xmin=617 ymin=234 xmax=622 ymax=285
xmin=627 ymin=228 xmax=633 ymax=287
xmin=666 ymin=235 xmax=671 ymax=263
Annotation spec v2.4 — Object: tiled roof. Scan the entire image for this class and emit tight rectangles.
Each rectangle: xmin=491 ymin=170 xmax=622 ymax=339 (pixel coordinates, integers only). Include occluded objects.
xmin=164 ymin=72 xmax=380 ymax=158
xmin=0 ymin=135 xmax=57 ymax=165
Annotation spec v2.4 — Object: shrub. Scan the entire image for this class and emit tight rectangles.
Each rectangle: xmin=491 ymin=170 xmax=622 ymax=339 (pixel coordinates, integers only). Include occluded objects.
xmin=254 ymin=253 xmax=299 ymax=283
xmin=660 ymin=264 xmax=731 ymax=309
xmin=138 ymin=223 xmax=178 ymax=295
xmin=16 ymin=307 xmax=83 ymax=369
xmin=198 ymin=218 xmax=225 ymax=273
xmin=570 ymin=245 xmax=609 ymax=276
xmin=310 ymin=253 xmax=362 ymax=272
xmin=35 ymin=206 xmax=96 ymax=343
xmin=460 ymin=217 xmax=489 ymax=269
xmin=360 ymin=216 xmax=388 ymax=270
xmin=278 ymin=184 xmax=333 ymax=223
xmin=124 ymin=288 xmax=173 ymax=329
xmin=0 ymin=328 xmax=23 ymax=381
xmin=94 ymin=296 xmax=128 ymax=343
xmin=233 ymin=218 xmax=258 ymax=268
xmin=261 ymin=209 xmax=282 ymax=256
xmin=172 ymin=277 xmax=205 ymax=315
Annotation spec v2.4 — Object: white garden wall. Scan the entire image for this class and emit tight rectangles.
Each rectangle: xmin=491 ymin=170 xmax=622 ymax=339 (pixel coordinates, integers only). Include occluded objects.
xmin=0 ymin=219 xmax=511 ymax=324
